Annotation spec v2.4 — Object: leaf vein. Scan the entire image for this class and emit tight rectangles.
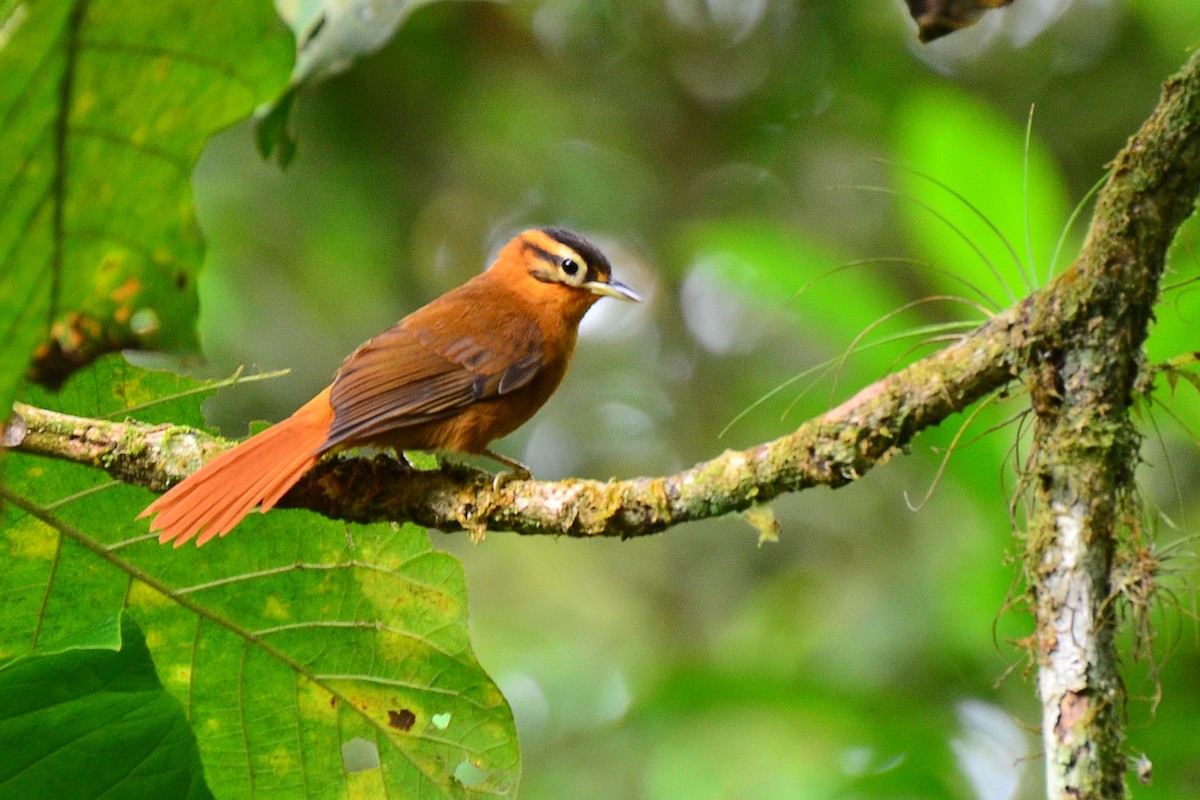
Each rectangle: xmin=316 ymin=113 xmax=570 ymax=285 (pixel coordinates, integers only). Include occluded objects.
xmin=68 ymin=123 xmax=191 ymax=175
xmin=76 ymin=38 xmax=261 ymax=96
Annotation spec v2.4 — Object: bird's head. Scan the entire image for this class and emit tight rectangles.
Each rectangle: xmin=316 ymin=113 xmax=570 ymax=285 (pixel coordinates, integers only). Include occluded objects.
xmin=491 ymin=227 xmax=641 ymax=322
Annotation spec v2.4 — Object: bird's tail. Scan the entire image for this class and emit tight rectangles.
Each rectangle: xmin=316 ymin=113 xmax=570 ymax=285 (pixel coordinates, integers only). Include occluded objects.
xmin=140 ymin=387 xmax=334 ymax=547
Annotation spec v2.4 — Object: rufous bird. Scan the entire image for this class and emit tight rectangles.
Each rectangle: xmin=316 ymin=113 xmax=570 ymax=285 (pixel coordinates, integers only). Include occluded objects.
xmin=140 ymin=227 xmax=640 ymax=546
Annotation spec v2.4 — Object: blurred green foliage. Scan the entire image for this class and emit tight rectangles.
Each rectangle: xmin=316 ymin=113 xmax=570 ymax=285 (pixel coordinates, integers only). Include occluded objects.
xmin=5 ymin=0 xmax=1200 ymax=797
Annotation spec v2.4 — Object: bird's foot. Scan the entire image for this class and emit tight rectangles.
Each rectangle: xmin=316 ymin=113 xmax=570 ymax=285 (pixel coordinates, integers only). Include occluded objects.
xmin=484 ymin=449 xmax=532 ymax=490
xmin=491 ymin=469 xmax=532 ymax=492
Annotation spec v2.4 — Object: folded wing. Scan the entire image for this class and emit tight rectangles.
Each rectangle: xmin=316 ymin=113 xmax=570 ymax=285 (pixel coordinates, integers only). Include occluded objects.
xmin=324 ymin=308 xmax=544 ymax=449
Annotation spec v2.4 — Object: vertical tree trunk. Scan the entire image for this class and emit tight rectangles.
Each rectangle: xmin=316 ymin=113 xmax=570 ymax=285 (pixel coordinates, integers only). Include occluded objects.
xmin=1027 ymin=359 xmax=1134 ymax=799
xmin=1024 ymin=48 xmax=1200 ymax=798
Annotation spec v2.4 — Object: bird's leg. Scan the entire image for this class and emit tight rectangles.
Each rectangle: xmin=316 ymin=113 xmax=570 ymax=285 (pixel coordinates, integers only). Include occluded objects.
xmin=483 ymin=449 xmax=532 ymax=489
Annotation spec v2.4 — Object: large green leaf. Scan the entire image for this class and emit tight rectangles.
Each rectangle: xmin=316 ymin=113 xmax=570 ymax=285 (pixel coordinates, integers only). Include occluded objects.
xmin=0 ymin=0 xmax=292 ymax=408
xmin=0 ymin=615 xmax=213 ymax=800
xmin=1 ymin=355 xmax=519 ymax=798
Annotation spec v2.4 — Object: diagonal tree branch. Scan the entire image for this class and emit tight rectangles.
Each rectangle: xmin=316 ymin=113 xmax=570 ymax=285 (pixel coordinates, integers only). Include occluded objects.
xmin=10 ymin=294 xmax=1028 ymax=539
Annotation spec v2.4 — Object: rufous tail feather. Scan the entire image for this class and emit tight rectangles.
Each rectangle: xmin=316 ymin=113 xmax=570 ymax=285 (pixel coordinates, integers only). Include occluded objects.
xmin=140 ymin=387 xmax=334 ymax=547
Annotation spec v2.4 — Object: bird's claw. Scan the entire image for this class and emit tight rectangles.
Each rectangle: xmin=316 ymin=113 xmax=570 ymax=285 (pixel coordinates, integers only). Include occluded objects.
xmin=492 ymin=467 xmax=532 ymax=491
xmin=483 ymin=449 xmax=532 ymax=490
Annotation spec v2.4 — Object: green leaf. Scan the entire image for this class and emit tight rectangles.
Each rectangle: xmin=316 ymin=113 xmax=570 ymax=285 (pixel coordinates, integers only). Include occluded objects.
xmin=0 ymin=616 xmax=212 ymax=800
xmin=0 ymin=0 xmax=292 ymax=410
xmin=1147 ymin=211 xmax=1200 ymax=363
xmin=18 ymin=611 xmax=123 ymax=659
xmin=891 ymin=86 xmax=1071 ymax=305
xmin=254 ymin=85 xmax=298 ymax=166
xmin=1 ymin=355 xmax=519 ymax=798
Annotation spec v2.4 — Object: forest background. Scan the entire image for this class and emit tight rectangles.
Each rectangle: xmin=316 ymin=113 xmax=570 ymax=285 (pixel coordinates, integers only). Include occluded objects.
xmin=3 ymin=1 xmax=1200 ymax=798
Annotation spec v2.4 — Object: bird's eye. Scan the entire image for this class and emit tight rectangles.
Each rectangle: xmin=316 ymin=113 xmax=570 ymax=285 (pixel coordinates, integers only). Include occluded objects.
xmin=561 ymin=258 xmax=579 ymax=276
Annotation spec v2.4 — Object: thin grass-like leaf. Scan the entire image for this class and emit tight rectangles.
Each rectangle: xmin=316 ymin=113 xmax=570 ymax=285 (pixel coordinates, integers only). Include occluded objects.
xmin=843 ymin=184 xmax=1019 ymax=304
xmin=784 ymin=253 xmax=1003 ymax=312
xmin=879 ymin=162 xmax=1032 ymax=297
xmin=903 ymin=391 xmax=1002 ymax=512
xmin=1023 ymin=105 xmax=1037 ymax=288
xmin=828 ymin=294 xmax=993 ymax=403
xmin=1047 ymin=171 xmax=1108 ymax=284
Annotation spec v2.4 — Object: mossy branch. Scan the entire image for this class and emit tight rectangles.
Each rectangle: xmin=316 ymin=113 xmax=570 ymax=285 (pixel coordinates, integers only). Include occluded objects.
xmin=10 ymin=300 xmax=1022 ymax=537
xmin=6 ymin=56 xmax=1198 ymax=547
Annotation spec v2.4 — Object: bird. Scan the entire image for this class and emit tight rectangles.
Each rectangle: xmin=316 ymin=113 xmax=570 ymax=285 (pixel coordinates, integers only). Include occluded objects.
xmin=140 ymin=227 xmax=640 ymax=547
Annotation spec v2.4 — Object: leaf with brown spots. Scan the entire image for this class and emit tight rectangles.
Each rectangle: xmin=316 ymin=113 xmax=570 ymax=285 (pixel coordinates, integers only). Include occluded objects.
xmin=389 ymin=708 xmax=417 ymax=731
xmin=0 ymin=0 xmax=292 ymax=409
xmin=2 ymin=356 xmax=519 ymax=796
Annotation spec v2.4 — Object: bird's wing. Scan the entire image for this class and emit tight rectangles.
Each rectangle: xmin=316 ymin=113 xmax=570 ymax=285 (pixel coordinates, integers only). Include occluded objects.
xmin=323 ymin=304 xmax=544 ymax=449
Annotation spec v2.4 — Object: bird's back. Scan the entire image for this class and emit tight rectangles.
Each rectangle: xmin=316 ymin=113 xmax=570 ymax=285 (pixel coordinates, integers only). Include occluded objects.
xmin=323 ymin=270 xmax=579 ymax=454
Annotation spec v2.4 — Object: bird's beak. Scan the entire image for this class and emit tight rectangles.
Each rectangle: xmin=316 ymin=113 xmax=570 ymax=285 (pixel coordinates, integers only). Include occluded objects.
xmin=584 ymin=278 xmax=641 ymax=302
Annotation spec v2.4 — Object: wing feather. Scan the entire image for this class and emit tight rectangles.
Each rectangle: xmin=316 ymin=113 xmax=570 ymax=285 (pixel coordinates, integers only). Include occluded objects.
xmin=324 ymin=301 xmax=544 ymax=449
